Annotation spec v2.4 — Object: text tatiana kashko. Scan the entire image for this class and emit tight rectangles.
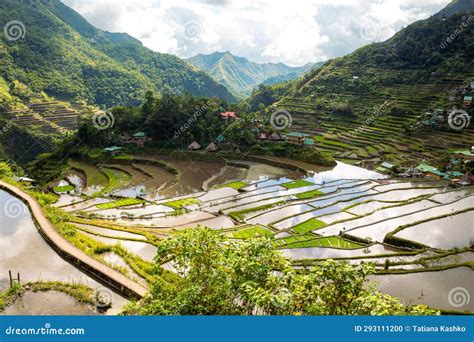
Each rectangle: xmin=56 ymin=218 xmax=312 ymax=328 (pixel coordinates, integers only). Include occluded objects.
xmin=411 ymin=325 xmax=466 ymax=333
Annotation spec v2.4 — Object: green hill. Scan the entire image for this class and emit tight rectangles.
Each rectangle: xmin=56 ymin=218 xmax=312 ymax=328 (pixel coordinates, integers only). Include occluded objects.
xmin=245 ymin=2 xmax=474 ymax=168
xmin=435 ymin=0 xmax=474 ymax=17
xmin=0 ymin=0 xmax=236 ymax=108
xmin=186 ymin=51 xmax=320 ymax=98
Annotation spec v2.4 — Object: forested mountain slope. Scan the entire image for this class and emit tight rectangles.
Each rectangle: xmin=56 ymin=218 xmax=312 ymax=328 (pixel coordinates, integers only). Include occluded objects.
xmin=0 ymin=0 xmax=236 ymax=108
xmin=245 ymin=4 xmax=474 ymax=168
xmin=187 ymin=51 xmax=319 ymax=98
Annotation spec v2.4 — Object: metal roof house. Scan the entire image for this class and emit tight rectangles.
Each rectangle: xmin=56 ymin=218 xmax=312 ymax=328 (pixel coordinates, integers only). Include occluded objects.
xmin=103 ymin=146 xmax=123 ymax=155
xmin=286 ymin=132 xmax=310 ymax=145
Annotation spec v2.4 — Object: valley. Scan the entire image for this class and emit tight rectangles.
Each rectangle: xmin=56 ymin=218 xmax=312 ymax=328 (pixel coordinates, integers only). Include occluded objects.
xmin=0 ymin=0 xmax=473 ymax=318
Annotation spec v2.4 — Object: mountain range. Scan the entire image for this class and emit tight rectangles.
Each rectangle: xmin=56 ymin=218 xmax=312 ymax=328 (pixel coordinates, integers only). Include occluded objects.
xmin=0 ymin=0 xmax=237 ymax=108
xmin=186 ymin=52 xmax=322 ymax=98
xmin=244 ymin=0 xmax=474 ymax=169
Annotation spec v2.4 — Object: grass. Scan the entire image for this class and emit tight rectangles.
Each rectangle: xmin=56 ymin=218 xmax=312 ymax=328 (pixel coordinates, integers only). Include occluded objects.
xmin=292 ymin=218 xmax=326 ymax=234
xmin=96 ymin=198 xmax=144 ymax=210
xmin=102 ymin=167 xmax=132 ymax=193
xmin=29 ymin=281 xmax=95 ymax=305
xmin=53 ymin=185 xmax=74 ymax=193
xmin=275 ymin=235 xmax=365 ymax=249
xmin=232 ymin=225 xmax=274 ymax=239
xmin=164 ymin=198 xmax=201 ymax=209
xmin=215 ymin=181 xmax=247 ymax=190
xmin=272 ymin=234 xmax=315 ymax=247
xmin=228 ymin=201 xmax=286 ymax=221
xmin=69 ymin=160 xmax=109 ymax=188
xmin=0 ymin=281 xmax=95 ymax=312
xmin=295 ymin=189 xmax=324 ymax=199
xmin=281 ymin=179 xmax=314 ymax=189
xmin=0 ymin=283 xmax=23 ymax=311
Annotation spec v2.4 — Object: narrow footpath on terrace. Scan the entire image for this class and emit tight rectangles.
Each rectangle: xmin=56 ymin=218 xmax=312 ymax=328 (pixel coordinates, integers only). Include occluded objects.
xmin=0 ymin=180 xmax=147 ymax=299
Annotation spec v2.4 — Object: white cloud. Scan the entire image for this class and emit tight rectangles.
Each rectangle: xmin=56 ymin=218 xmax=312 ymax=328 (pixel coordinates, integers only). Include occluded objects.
xmin=62 ymin=0 xmax=451 ymax=66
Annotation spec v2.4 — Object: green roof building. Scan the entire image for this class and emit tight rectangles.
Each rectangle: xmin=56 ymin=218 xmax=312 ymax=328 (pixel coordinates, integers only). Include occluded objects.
xmin=287 ymin=132 xmax=311 ymax=145
xmin=133 ymin=131 xmax=146 ymax=138
xmin=380 ymin=162 xmax=395 ymax=169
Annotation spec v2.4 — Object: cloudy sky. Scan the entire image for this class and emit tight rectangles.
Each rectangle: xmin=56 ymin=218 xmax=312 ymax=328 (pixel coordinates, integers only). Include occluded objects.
xmin=62 ymin=0 xmax=451 ymax=66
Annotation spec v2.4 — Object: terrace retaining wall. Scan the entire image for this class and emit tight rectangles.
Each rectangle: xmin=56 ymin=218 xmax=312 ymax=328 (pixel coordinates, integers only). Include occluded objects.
xmin=0 ymin=181 xmax=147 ymax=301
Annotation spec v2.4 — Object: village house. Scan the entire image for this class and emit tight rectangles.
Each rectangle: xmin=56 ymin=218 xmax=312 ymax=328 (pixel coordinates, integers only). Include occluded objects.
xmin=286 ymin=132 xmax=310 ymax=145
xmin=13 ymin=176 xmax=35 ymax=186
xmin=188 ymin=141 xmax=201 ymax=150
xmin=268 ymin=132 xmax=282 ymax=141
xmin=220 ymin=111 xmax=239 ymax=121
xmin=415 ymin=163 xmax=449 ymax=180
xmin=131 ymin=131 xmax=151 ymax=147
xmin=103 ymin=146 xmax=123 ymax=156
xmin=206 ymin=142 xmax=219 ymax=152
xmin=451 ymin=149 xmax=474 ymax=161
xmin=458 ymin=172 xmax=474 ymax=186
xmin=215 ymin=134 xmax=226 ymax=145
xmin=376 ymin=162 xmax=395 ymax=174
xmin=464 ymin=96 xmax=472 ymax=107
xmin=398 ymin=166 xmax=423 ymax=178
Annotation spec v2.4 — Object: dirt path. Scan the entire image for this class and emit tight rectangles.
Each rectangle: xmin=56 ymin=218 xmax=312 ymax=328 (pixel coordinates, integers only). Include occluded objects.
xmin=0 ymin=181 xmax=147 ymax=299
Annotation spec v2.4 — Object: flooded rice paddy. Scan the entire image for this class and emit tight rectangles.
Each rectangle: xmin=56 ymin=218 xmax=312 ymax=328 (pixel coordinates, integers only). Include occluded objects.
xmin=0 ymin=191 xmax=127 ymax=315
xmin=5 ymin=154 xmax=474 ymax=314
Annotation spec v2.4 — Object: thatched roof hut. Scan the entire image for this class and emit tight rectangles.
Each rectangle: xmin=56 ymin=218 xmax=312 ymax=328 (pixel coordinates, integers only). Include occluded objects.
xmin=188 ymin=141 xmax=202 ymax=150
xmin=206 ymin=142 xmax=219 ymax=152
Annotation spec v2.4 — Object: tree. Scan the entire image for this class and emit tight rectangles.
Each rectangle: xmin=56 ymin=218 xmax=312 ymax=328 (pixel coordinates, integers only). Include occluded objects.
xmin=124 ymin=228 xmax=439 ymax=316
xmin=0 ymin=162 xmax=13 ymax=179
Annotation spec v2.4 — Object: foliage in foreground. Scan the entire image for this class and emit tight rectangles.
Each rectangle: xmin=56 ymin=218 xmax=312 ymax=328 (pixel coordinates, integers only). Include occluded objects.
xmin=123 ymin=228 xmax=439 ymax=316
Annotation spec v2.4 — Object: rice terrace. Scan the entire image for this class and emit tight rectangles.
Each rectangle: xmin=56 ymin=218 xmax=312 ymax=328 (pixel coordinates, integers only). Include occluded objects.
xmin=0 ymin=0 xmax=473 ymax=325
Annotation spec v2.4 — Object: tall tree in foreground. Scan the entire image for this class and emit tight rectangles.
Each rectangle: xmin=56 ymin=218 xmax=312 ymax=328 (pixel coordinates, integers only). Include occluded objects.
xmin=124 ymin=228 xmax=438 ymax=316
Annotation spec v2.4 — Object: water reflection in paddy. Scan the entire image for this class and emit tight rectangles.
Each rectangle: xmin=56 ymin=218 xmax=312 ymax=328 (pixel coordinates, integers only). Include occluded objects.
xmin=306 ymin=161 xmax=384 ymax=183
xmin=115 ymin=211 xmax=215 ymax=228
xmin=74 ymin=223 xmax=148 ymax=241
xmin=79 ymin=231 xmax=156 ymax=262
xmin=1 ymin=291 xmax=96 ymax=315
xmin=247 ymin=204 xmax=315 ymax=225
xmin=280 ymin=243 xmax=401 ymax=260
xmin=371 ymin=267 xmax=474 ymax=311
xmin=348 ymin=196 xmax=474 ymax=242
xmin=395 ymin=210 xmax=474 ymax=249
xmin=101 ymin=252 xmax=148 ymax=286
xmin=319 ymin=199 xmax=438 ymax=236
xmin=0 ymin=190 xmax=127 ymax=312
xmin=174 ymin=215 xmax=235 ymax=230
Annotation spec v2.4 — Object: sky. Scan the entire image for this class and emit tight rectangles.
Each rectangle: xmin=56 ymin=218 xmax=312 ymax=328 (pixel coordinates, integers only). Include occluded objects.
xmin=62 ymin=0 xmax=451 ymax=67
